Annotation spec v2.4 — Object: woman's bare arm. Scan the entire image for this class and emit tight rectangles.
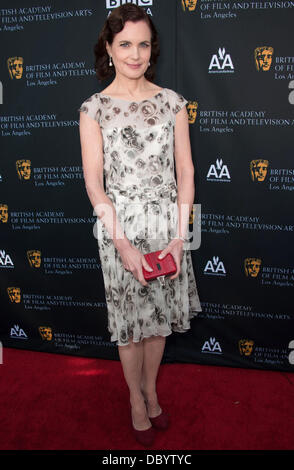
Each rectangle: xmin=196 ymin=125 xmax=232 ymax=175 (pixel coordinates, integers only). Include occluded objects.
xmin=173 ymin=105 xmax=195 ymax=241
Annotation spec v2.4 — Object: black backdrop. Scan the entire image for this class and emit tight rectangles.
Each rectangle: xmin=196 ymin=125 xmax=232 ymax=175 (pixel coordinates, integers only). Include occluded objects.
xmin=1 ymin=0 xmax=294 ymax=371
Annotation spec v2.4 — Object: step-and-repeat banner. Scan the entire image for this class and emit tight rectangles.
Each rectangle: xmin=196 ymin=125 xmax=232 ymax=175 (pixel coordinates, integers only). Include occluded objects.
xmin=1 ymin=0 xmax=293 ymax=371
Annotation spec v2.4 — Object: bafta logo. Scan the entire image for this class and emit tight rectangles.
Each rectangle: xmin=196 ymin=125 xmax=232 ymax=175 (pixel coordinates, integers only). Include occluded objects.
xmin=27 ymin=250 xmax=41 ymax=268
xmin=181 ymin=0 xmax=197 ymax=11
xmin=7 ymin=56 xmax=24 ymax=79
xmin=39 ymin=326 xmax=53 ymax=341
xmin=244 ymin=258 xmax=262 ymax=278
xmin=187 ymin=101 xmax=198 ymax=124
xmin=239 ymin=339 xmax=254 ymax=356
xmin=250 ymin=159 xmax=269 ymax=182
xmin=189 ymin=205 xmax=196 ymax=224
xmin=0 ymin=204 xmax=8 ymax=223
xmin=7 ymin=287 xmax=21 ymax=303
xmin=16 ymin=159 xmax=31 ymax=180
xmin=254 ymin=46 xmax=274 ymax=72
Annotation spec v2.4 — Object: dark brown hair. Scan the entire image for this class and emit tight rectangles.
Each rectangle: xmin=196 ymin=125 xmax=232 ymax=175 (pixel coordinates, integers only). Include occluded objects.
xmin=94 ymin=4 xmax=160 ymax=82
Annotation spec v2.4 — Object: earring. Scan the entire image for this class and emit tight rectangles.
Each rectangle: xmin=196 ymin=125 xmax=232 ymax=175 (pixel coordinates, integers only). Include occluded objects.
xmin=109 ymin=55 xmax=113 ymax=67
xmin=148 ymin=61 xmax=150 ymax=67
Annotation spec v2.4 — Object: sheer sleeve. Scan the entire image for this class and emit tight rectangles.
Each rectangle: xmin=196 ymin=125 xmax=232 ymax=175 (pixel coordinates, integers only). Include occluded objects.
xmin=77 ymin=94 xmax=100 ymax=123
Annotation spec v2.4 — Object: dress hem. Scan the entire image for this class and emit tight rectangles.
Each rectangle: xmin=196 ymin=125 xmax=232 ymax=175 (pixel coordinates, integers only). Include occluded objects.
xmin=110 ymin=308 xmax=202 ymax=347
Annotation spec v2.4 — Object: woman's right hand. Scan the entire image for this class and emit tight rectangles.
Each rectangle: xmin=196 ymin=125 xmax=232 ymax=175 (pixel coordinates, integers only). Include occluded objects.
xmin=119 ymin=244 xmax=153 ymax=287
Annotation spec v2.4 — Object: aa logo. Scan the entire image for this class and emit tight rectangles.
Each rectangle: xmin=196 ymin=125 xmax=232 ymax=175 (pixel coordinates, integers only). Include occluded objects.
xmin=244 ymin=258 xmax=261 ymax=278
xmin=250 ymin=159 xmax=269 ymax=182
xmin=0 ymin=204 xmax=8 ymax=223
xmin=10 ymin=325 xmax=28 ymax=339
xmin=207 ymin=158 xmax=230 ymax=182
xmin=204 ymin=256 xmax=226 ymax=276
xmin=181 ymin=0 xmax=198 ymax=11
xmin=254 ymin=46 xmax=273 ymax=72
xmin=27 ymin=250 xmax=41 ymax=268
xmin=202 ymin=337 xmax=222 ymax=355
xmin=208 ymin=48 xmax=234 ymax=74
xmin=187 ymin=101 xmax=198 ymax=125
xmin=0 ymin=250 xmax=14 ymax=268
xmin=16 ymin=159 xmax=31 ymax=180
xmin=239 ymin=339 xmax=254 ymax=356
xmin=7 ymin=56 xmax=23 ymax=79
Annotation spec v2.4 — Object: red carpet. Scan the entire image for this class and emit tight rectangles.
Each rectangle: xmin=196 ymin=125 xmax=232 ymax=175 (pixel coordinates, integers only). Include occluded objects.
xmin=0 ymin=347 xmax=293 ymax=450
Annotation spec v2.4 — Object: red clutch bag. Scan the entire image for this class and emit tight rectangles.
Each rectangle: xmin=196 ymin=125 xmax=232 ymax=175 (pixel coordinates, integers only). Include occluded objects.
xmin=142 ymin=250 xmax=177 ymax=283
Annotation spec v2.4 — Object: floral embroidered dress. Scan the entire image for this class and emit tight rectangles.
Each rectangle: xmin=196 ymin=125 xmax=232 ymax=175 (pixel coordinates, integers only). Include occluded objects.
xmin=78 ymin=87 xmax=202 ymax=346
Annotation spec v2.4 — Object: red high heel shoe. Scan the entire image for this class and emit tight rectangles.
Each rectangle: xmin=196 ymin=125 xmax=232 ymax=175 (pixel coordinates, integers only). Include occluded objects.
xmin=144 ymin=399 xmax=170 ymax=430
xmin=130 ymin=404 xmax=156 ymax=447
xmin=149 ymin=409 xmax=170 ymax=430
xmin=132 ymin=425 xmax=156 ymax=447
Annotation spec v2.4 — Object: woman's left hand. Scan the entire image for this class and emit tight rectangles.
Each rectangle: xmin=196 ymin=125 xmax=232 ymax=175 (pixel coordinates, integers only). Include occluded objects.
xmin=157 ymin=238 xmax=184 ymax=280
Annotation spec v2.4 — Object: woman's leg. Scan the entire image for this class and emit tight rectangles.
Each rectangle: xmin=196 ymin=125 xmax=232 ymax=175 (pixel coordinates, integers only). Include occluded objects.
xmin=141 ymin=335 xmax=166 ymax=417
xmin=118 ymin=338 xmax=151 ymax=431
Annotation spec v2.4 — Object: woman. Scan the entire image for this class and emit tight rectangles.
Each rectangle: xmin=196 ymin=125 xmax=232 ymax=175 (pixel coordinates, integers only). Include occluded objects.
xmin=78 ymin=4 xmax=202 ymax=447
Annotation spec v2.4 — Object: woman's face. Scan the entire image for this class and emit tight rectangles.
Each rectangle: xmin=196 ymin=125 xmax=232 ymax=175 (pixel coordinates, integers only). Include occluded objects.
xmin=106 ymin=20 xmax=152 ymax=79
